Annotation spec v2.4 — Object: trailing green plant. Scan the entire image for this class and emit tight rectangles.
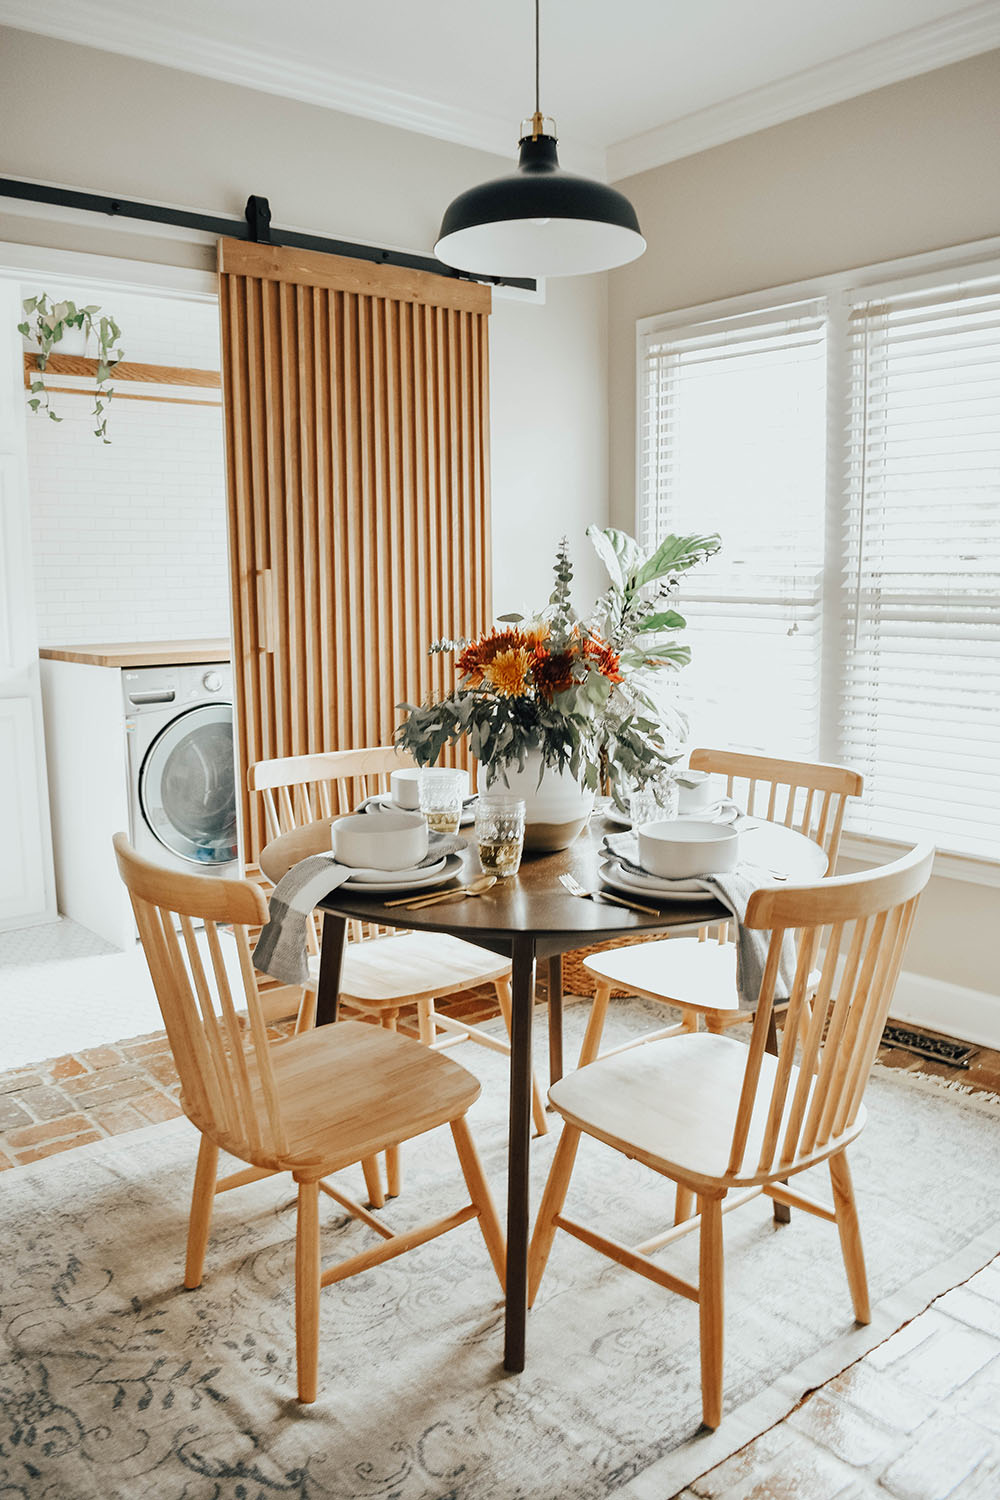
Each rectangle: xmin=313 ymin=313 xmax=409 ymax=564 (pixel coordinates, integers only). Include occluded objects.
xmin=397 ymin=525 xmax=722 ymax=798
xmin=19 ymin=294 xmax=124 ymax=442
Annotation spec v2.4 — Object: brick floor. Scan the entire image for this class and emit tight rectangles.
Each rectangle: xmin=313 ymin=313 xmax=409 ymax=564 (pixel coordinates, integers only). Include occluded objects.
xmin=0 ymin=982 xmax=504 ymax=1168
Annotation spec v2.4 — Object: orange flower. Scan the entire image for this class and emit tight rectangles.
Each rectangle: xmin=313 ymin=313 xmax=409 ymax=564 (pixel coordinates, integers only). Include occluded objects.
xmin=532 ymin=646 xmax=575 ymax=701
xmin=583 ymin=635 xmax=624 ymax=684
xmin=457 ymin=627 xmax=535 ymax=685
xmin=483 ymin=646 xmax=532 ymax=697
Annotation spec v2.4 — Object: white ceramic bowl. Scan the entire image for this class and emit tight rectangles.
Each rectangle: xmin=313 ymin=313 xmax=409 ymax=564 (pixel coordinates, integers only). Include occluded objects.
xmin=389 ymin=768 xmax=423 ymax=810
xmin=675 ymin=771 xmax=717 ymax=815
xmin=638 ymin=819 xmax=740 ymax=879
xmin=332 ymin=810 xmax=428 ymax=870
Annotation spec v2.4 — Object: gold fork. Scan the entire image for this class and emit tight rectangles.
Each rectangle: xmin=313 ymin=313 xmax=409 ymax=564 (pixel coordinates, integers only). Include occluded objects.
xmin=558 ymin=872 xmax=660 ymax=917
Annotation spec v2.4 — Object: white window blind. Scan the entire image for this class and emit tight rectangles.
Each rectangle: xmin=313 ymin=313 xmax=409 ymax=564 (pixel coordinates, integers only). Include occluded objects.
xmin=639 ymin=301 xmax=827 ymax=759
xmin=841 ymin=275 xmax=1000 ymax=860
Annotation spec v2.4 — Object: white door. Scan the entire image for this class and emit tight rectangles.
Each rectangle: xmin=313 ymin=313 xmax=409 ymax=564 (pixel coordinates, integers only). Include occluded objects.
xmin=0 ymin=280 xmax=56 ymax=927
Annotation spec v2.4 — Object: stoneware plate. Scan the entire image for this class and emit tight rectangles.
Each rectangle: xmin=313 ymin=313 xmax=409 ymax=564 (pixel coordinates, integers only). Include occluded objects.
xmin=341 ymin=853 xmax=463 ymax=893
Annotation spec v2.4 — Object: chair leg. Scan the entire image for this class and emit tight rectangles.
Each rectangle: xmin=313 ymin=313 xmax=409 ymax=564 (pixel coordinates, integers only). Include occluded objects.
xmin=295 ymin=984 xmax=318 ymax=1033
xmin=674 ymin=1183 xmax=695 ymax=1225
xmin=829 ymin=1150 xmax=871 ymax=1325
xmin=577 ymin=980 xmax=613 ymax=1067
xmin=416 ymin=995 xmax=437 ymax=1046
xmin=698 ymin=1195 xmax=725 ymax=1430
xmin=450 ymin=1115 xmax=506 ymax=1292
xmin=295 ymin=1178 xmax=321 ymax=1404
xmin=380 ymin=1010 xmax=403 ymax=1198
xmin=494 ymin=978 xmax=549 ymax=1136
xmin=361 ymin=1155 xmax=385 ymax=1210
xmin=527 ymin=1124 xmax=582 ymax=1305
xmin=184 ymin=1135 xmax=219 ymax=1289
xmin=766 ymin=1011 xmax=791 ymax=1226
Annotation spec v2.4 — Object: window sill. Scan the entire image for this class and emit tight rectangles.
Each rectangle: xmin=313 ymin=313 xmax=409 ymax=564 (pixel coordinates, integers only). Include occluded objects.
xmin=839 ymin=833 xmax=1000 ymax=889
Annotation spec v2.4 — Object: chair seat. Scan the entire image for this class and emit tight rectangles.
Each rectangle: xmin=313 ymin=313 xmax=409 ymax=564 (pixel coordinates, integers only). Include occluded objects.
xmin=549 ymin=1032 xmax=865 ymax=1191
xmin=584 ymin=938 xmax=743 ymax=1015
xmin=308 ymin=930 xmax=511 ymax=1007
xmin=196 ymin=1020 xmax=482 ymax=1176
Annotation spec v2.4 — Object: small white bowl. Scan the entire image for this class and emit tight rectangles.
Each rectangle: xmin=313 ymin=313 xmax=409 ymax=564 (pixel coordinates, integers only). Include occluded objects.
xmin=638 ymin=819 xmax=740 ymax=880
xmin=675 ymin=771 xmax=717 ymax=815
xmin=332 ymin=810 xmax=428 ymax=870
xmin=389 ymin=768 xmax=423 ymax=810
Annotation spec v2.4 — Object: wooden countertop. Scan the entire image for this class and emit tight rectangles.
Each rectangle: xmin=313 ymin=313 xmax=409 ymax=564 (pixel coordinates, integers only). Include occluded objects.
xmin=39 ymin=639 xmax=231 ymax=668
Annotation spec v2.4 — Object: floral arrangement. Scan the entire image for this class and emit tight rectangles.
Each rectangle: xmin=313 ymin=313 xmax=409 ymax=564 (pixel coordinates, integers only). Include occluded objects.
xmin=397 ymin=525 xmax=721 ymax=796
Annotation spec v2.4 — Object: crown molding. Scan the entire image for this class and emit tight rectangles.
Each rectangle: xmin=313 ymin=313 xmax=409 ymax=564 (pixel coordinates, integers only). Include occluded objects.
xmin=607 ymin=1 xmax=1000 ymax=181
xmin=0 ymin=2 xmax=607 ymax=177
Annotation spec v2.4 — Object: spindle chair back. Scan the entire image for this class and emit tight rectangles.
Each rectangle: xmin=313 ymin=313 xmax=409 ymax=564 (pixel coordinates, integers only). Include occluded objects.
xmin=529 ymin=843 xmax=934 ymax=1429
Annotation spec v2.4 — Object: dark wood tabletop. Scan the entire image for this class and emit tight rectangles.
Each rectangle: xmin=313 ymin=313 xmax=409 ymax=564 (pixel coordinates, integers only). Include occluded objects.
xmin=258 ymin=813 xmax=727 ymax=943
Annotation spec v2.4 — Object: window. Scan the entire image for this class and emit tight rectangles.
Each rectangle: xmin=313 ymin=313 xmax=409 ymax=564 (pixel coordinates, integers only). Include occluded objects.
xmin=638 ymin=252 xmax=1000 ymax=864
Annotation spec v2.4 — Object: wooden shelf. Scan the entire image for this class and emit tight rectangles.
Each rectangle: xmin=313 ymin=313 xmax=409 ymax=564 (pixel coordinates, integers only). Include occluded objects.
xmin=23 ymin=352 xmax=221 ymax=408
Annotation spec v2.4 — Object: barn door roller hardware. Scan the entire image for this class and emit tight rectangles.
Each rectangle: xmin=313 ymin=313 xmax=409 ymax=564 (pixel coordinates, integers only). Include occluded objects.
xmin=0 ymin=179 xmax=535 ymax=291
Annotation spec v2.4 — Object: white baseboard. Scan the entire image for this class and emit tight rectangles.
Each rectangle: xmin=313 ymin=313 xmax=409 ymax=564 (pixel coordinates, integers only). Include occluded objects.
xmin=889 ymin=971 xmax=1000 ymax=1050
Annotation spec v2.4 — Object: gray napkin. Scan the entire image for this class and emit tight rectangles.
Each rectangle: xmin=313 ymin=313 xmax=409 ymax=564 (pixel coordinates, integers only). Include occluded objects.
xmin=602 ymin=832 xmax=796 ymax=1010
xmin=253 ymin=823 xmax=466 ymax=987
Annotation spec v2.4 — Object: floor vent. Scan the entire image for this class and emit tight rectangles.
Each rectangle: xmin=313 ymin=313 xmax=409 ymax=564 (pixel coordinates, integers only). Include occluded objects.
xmin=881 ymin=1024 xmax=976 ymax=1069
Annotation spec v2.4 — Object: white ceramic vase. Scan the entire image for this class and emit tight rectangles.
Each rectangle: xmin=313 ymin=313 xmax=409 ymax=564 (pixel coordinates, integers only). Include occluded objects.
xmin=483 ymin=746 xmax=595 ymax=852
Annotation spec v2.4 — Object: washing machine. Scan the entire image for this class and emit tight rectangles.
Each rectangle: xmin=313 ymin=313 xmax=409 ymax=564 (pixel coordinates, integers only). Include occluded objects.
xmin=124 ymin=662 xmax=239 ymax=875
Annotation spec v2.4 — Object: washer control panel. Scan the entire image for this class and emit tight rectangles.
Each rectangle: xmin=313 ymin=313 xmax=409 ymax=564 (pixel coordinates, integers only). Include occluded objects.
xmin=123 ymin=661 xmax=232 ymax=712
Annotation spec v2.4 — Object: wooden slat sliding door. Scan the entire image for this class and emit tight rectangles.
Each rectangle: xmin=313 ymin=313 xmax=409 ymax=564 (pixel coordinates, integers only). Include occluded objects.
xmin=217 ymin=240 xmax=492 ymax=862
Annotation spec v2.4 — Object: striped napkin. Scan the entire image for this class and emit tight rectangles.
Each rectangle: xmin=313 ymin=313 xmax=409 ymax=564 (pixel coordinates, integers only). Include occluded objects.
xmin=602 ymin=831 xmax=796 ymax=1010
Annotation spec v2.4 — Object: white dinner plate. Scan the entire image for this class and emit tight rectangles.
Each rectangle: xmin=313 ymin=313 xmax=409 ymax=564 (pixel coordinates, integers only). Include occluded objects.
xmin=343 ymin=854 xmax=447 ymax=885
xmin=602 ymin=799 xmax=740 ymax=830
xmin=599 ymin=859 xmax=717 ymax=904
xmin=341 ymin=853 xmax=463 ymax=893
xmin=368 ymin=792 xmax=476 ymax=827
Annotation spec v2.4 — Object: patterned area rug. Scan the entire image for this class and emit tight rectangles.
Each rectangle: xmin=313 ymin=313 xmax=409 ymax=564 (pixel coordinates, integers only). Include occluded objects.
xmin=2 ymin=997 xmax=999 ymax=1500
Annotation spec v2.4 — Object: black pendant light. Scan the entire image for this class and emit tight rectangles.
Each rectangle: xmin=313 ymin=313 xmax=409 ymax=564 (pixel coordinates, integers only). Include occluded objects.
xmin=435 ymin=1 xmax=645 ymax=278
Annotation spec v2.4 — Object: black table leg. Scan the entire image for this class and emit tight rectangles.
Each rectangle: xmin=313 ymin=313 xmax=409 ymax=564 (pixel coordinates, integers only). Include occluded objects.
xmin=546 ymin=954 xmax=564 ymax=1086
xmin=504 ymin=934 xmax=536 ymax=1373
xmin=315 ymin=914 xmax=348 ymax=1026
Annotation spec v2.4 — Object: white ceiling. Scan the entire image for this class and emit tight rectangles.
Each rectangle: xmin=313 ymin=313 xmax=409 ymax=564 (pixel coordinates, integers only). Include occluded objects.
xmin=3 ymin=0 xmax=1000 ymax=178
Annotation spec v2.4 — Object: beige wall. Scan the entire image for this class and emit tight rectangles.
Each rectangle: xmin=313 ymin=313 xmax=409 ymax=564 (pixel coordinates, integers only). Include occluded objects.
xmin=606 ymin=49 xmax=1000 ymax=1006
xmin=0 ymin=26 xmax=609 ymax=611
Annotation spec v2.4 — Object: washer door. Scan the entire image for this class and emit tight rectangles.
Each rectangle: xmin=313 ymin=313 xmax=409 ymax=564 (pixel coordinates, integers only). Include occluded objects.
xmin=139 ymin=703 xmax=238 ymax=865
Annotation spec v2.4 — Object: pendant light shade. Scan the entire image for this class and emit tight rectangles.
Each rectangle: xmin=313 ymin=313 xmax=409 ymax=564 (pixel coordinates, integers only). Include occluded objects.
xmin=436 ymin=130 xmax=645 ymax=278
xmin=435 ymin=4 xmax=645 ymax=279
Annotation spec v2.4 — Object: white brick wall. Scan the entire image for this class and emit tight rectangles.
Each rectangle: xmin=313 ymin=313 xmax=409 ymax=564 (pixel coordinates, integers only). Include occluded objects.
xmin=24 ymin=286 xmax=231 ymax=646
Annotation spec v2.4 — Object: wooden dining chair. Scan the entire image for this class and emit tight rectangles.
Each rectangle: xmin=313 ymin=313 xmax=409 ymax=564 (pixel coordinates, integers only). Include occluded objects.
xmin=248 ymin=747 xmax=547 ymax=1199
xmin=529 ymin=842 xmax=933 ymax=1430
xmin=113 ymin=833 xmax=506 ymax=1405
xmin=577 ymin=750 xmax=865 ymax=1069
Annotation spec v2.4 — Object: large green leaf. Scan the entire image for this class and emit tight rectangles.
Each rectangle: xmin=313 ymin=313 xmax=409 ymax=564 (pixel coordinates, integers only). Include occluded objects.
xmin=587 ymin=525 xmax=642 ymax=589
xmin=636 ymin=608 xmax=686 ymax=634
xmin=633 ymin=532 xmax=722 ymax=588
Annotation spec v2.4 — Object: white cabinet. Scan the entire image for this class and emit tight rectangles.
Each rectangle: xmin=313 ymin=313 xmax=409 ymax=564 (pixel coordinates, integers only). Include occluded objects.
xmin=0 ymin=281 xmax=56 ymax=929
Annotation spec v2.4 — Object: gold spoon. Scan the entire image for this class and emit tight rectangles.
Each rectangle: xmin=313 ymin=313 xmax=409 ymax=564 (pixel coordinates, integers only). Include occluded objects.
xmin=382 ymin=874 xmax=497 ymax=910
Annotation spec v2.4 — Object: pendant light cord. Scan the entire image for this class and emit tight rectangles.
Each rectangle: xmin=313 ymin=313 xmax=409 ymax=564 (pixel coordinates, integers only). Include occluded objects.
xmin=535 ymin=0 xmax=540 ymax=116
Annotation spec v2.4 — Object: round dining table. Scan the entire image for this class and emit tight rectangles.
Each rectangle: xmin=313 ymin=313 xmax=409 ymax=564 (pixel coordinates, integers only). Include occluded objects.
xmin=259 ymin=812 xmax=826 ymax=1375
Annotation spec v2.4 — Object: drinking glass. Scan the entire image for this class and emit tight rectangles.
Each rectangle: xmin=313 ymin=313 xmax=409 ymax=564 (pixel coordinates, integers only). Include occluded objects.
xmin=475 ymin=796 xmax=526 ymax=878
xmin=629 ymin=779 xmax=679 ymax=829
xmin=418 ymin=768 xmax=465 ymax=834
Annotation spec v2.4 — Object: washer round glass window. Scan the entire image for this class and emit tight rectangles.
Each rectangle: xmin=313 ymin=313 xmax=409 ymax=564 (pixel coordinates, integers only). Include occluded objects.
xmin=139 ymin=703 xmax=238 ymax=865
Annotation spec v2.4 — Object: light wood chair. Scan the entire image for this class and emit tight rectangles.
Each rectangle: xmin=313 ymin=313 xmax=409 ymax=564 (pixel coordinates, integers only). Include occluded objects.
xmin=577 ymin=750 xmax=865 ymax=1069
xmin=529 ymin=842 xmax=933 ymax=1430
xmin=248 ymin=747 xmax=547 ymax=1198
xmin=113 ymin=833 xmax=505 ymax=1405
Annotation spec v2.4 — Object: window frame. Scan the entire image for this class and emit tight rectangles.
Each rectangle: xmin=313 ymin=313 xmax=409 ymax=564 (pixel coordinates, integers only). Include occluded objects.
xmin=635 ymin=234 xmax=1000 ymax=889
